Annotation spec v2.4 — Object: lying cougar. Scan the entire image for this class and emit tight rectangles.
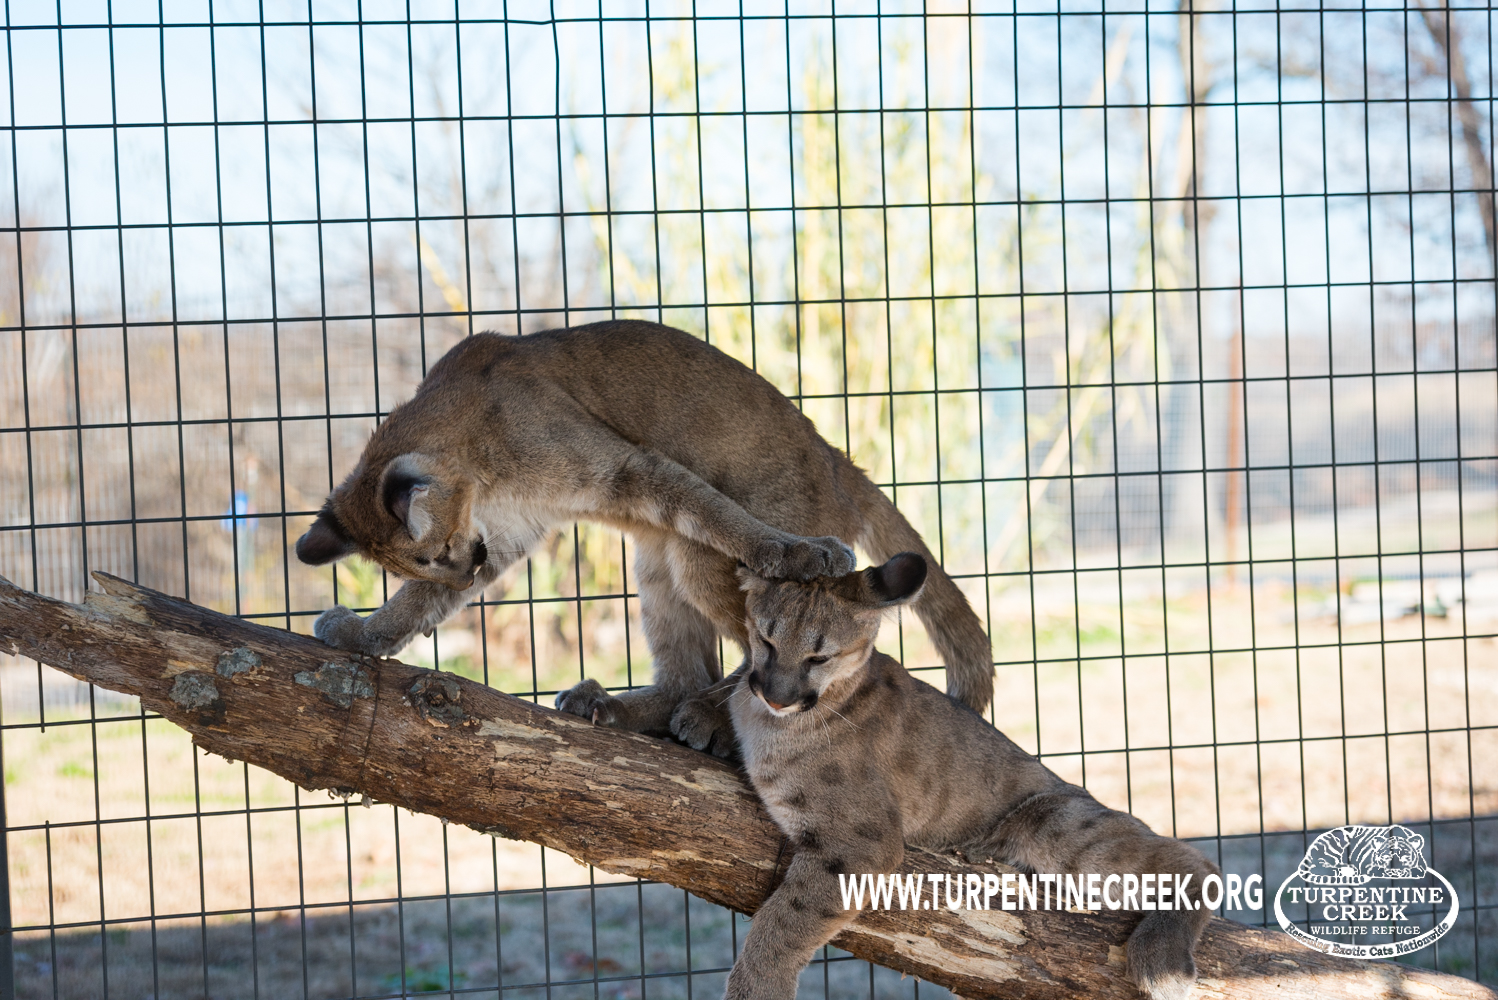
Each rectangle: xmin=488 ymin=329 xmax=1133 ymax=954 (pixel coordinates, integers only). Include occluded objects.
xmin=727 ymin=553 xmax=1218 ymax=1000
xmin=295 ymin=321 xmax=992 ymax=746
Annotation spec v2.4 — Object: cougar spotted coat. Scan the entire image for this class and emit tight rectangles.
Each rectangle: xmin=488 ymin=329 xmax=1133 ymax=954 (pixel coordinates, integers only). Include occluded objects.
xmin=295 ymin=321 xmax=992 ymax=747
xmin=727 ymin=553 xmax=1219 ymax=1000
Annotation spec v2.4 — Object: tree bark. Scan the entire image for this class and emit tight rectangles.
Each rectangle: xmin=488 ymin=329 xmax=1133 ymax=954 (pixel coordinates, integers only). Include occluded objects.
xmin=1 ymin=572 xmax=1491 ymax=1000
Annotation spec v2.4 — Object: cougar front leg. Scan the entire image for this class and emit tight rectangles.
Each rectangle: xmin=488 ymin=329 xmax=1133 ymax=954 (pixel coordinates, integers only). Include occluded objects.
xmin=725 ymin=835 xmax=902 ymax=1000
xmin=556 ymin=538 xmax=721 ymax=735
xmin=587 ymin=445 xmax=856 ymax=581
xmin=314 ymin=569 xmax=494 ymax=657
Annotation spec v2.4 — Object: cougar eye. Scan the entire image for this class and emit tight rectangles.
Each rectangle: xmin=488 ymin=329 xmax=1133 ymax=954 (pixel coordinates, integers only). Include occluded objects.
xmin=805 ymin=655 xmax=829 ymax=666
xmin=415 ymin=557 xmax=430 ymax=566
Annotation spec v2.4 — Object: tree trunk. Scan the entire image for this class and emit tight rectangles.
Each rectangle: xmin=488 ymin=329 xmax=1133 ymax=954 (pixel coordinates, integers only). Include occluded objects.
xmin=1 ymin=572 xmax=1491 ymax=1000
xmin=1417 ymin=0 xmax=1497 ymax=263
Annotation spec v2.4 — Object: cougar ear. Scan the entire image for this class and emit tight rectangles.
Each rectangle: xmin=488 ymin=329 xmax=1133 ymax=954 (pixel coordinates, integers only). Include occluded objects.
xmin=296 ymin=508 xmax=356 ymax=565
xmin=857 ymin=552 xmax=927 ymax=607
xmin=381 ymin=454 xmax=435 ymax=541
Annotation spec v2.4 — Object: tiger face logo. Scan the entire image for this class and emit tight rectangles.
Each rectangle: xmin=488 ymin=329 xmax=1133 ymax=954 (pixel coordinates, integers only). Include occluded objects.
xmin=1366 ymin=828 xmax=1425 ymax=879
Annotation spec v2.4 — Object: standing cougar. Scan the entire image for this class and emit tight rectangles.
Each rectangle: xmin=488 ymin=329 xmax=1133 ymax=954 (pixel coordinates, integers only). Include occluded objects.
xmin=295 ymin=321 xmax=992 ymax=747
xmin=727 ymin=553 xmax=1219 ymax=1000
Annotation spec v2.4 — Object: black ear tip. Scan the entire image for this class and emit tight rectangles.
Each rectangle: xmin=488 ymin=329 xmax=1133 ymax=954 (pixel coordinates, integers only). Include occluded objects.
xmin=294 ymin=531 xmax=323 ymax=564
xmin=869 ymin=552 xmax=926 ymax=603
xmin=296 ymin=510 xmax=354 ymax=565
xmin=888 ymin=551 xmax=927 ymax=590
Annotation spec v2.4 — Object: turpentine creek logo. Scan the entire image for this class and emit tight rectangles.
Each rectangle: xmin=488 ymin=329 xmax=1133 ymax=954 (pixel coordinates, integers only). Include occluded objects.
xmin=1274 ymin=824 xmax=1459 ymax=959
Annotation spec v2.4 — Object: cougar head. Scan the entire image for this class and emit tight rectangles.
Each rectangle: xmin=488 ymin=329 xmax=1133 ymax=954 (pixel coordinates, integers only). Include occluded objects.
xmin=295 ymin=452 xmax=489 ymax=591
xmin=737 ymin=552 xmax=927 ymax=716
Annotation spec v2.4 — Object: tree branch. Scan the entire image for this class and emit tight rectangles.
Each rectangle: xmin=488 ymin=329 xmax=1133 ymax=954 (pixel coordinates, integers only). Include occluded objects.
xmin=1 ymin=572 xmax=1491 ymax=1000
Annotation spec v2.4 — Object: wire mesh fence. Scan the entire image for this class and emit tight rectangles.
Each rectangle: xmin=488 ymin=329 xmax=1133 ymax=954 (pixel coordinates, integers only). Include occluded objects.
xmin=2 ymin=0 xmax=1496 ymax=996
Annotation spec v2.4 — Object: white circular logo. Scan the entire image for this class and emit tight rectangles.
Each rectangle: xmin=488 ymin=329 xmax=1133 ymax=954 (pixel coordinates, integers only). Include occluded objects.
xmin=1273 ymin=824 xmax=1459 ymax=959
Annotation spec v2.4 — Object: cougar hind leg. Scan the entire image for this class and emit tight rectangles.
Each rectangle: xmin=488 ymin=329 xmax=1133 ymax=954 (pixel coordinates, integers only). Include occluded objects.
xmin=986 ymin=787 xmax=1214 ymax=1000
xmin=555 ymin=534 xmax=722 ymax=735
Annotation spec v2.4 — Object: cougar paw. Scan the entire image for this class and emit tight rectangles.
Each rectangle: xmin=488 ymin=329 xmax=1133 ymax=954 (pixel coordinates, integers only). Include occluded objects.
xmin=751 ymin=534 xmax=856 ymax=581
xmin=313 ymin=605 xmax=364 ymax=649
xmin=1130 ymin=966 xmax=1195 ymax=1000
xmin=313 ymin=605 xmax=409 ymax=657
xmin=556 ymin=678 xmax=623 ymax=727
xmin=724 ymin=961 xmax=796 ymax=1000
xmin=1127 ymin=918 xmax=1198 ymax=1000
xmin=670 ymin=692 xmax=739 ymax=760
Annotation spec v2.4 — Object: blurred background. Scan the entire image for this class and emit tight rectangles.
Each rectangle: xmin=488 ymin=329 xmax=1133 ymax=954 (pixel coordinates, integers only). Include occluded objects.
xmin=2 ymin=0 xmax=1496 ymax=995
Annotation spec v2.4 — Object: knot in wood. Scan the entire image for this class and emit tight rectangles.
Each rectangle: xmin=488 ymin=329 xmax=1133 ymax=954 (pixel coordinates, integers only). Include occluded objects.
xmin=216 ymin=646 xmax=263 ymax=680
xmin=409 ymin=673 xmax=465 ymax=727
xmin=169 ymin=671 xmax=225 ymax=726
xmin=294 ymin=661 xmax=374 ymax=709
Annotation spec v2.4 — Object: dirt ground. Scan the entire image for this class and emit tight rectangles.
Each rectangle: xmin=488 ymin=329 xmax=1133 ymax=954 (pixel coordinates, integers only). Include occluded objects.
xmin=11 ymin=881 xmax=952 ymax=1000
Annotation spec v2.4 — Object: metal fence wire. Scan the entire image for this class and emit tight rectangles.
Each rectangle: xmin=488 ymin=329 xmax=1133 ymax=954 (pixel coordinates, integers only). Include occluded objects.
xmin=2 ymin=0 xmax=1497 ymax=996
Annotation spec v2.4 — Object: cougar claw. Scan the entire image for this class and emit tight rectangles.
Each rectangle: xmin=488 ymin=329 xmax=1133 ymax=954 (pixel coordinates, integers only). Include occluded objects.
xmin=556 ymin=678 xmax=622 ymax=727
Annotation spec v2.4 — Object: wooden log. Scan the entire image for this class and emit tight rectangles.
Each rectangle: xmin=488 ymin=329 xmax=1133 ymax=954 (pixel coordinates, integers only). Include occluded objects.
xmin=0 ymin=572 xmax=1490 ymax=1000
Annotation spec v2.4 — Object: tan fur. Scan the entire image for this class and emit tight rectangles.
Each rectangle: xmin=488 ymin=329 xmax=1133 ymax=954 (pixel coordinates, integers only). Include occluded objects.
xmin=726 ymin=554 xmax=1219 ymax=1000
xmin=295 ymin=321 xmax=993 ymax=742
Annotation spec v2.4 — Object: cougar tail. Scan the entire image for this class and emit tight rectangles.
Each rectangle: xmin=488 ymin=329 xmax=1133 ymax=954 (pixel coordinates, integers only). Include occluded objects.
xmin=856 ymin=483 xmax=993 ymax=715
